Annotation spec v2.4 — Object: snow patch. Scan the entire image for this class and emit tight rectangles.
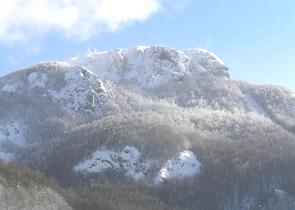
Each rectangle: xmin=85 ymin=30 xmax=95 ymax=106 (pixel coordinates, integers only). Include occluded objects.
xmin=155 ymin=150 xmax=201 ymax=184
xmin=74 ymin=146 xmax=151 ymax=181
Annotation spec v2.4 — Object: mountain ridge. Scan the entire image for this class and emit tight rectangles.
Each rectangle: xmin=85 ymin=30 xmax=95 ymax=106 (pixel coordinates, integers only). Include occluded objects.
xmin=0 ymin=45 xmax=295 ymax=209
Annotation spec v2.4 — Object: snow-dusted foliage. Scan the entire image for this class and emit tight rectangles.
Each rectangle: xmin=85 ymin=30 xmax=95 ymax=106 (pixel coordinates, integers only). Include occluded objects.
xmin=0 ymin=162 xmax=72 ymax=210
xmin=250 ymin=85 xmax=295 ymax=131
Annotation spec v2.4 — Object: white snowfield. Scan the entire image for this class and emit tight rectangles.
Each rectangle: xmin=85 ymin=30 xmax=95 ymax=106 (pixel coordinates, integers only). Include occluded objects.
xmin=68 ymin=45 xmax=229 ymax=89
xmin=74 ymin=146 xmax=201 ymax=184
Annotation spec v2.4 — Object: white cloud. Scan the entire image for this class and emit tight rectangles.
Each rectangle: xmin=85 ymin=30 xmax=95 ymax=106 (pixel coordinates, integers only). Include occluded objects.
xmin=0 ymin=0 xmax=162 ymax=42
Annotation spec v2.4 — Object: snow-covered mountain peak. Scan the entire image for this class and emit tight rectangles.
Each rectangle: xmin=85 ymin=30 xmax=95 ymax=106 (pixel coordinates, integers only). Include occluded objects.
xmin=68 ymin=45 xmax=229 ymax=89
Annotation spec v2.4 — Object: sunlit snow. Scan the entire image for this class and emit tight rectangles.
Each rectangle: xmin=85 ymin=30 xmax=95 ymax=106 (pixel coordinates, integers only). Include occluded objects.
xmin=154 ymin=150 xmax=201 ymax=184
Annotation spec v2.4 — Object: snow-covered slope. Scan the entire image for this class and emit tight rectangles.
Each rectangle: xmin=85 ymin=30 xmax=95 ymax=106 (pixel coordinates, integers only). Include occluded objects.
xmin=0 ymin=45 xmax=294 ymax=191
xmin=0 ymin=62 xmax=113 ymax=160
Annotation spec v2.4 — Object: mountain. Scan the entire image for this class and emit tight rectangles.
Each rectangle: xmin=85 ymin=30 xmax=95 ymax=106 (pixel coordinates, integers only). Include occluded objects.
xmin=0 ymin=45 xmax=295 ymax=210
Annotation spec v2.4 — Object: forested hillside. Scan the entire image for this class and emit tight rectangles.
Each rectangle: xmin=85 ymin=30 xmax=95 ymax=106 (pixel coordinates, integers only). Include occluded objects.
xmin=0 ymin=46 xmax=295 ymax=209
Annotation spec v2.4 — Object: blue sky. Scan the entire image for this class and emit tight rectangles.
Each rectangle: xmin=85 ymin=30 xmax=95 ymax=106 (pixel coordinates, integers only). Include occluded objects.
xmin=0 ymin=0 xmax=294 ymax=90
